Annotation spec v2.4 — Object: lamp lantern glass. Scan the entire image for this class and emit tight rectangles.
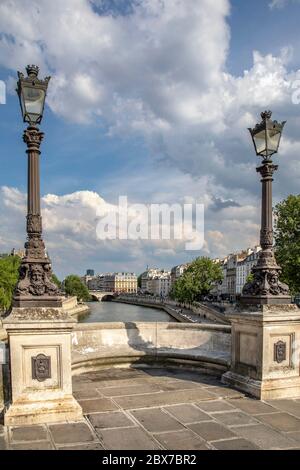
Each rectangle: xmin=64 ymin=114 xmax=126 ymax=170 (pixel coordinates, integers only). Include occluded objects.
xmin=249 ymin=110 xmax=286 ymax=158
xmin=16 ymin=65 xmax=50 ymax=125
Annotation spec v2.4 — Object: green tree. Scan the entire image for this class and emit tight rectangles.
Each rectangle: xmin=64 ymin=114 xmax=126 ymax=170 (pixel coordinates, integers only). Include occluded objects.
xmin=51 ymin=274 xmax=62 ymax=289
xmin=64 ymin=275 xmax=91 ymax=302
xmin=0 ymin=255 xmax=21 ymax=312
xmin=137 ymin=274 xmax=142 ymax=289
xmin=274 ymin=195 xmax=300 ymax=295
xmin=171 ymin=257 xmax=223 ymax=304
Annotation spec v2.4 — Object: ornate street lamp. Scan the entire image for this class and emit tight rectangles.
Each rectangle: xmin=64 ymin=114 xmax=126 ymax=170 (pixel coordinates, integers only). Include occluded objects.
xmin=242 ymin=111 xmax=290 ymax=305
xmin=13 ymin=65 xmax=60 ymax=307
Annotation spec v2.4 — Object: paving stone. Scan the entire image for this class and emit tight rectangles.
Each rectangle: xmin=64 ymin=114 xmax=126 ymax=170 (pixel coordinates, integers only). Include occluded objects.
xmin=205 ymin=386 xmax=245 ymax=399
xmin=266 ymin=400 xmax=300 ymax=418
xmin=154 ymin=430 xmax=210 ymax=450
xmin=212 ymin=438 xmax=260 ymax=451
xmin=88 ymin=411 xmax=136 ymax=429
xmin=188 ymin=421 xmax=236 ymax=442
xmin=255 ymin=412 xmax=300 ymax=432
xmin=130 ymin=408 xmax=184 ymax=432
xmin=233 ymin=399 xmax=278 ymax=415
xmin=233 ymin=424 xmax=299 ymax=449
xmin=113 ymin=389 xmax=216 ymax=409
xmin=49 ymin=422 xmax=96 ymax=444
xmin=58 ymin=443 xmax=104 ymax=450
xmin=10 ymin=425 xmax=48 ymax=442
xmin=78 ymin=398 xmax=118 ymax=414
xmin=97 ymin=427 xmax=161 ymax=450
xmin=285 ymin=432 xmax=300 ymax=444
xmin=143 ymin=369 xmax=216 ymax=385
xmin=164 ymin=404 xmax=212 ymax=424
xmin=10 ymin=441 xmax=53 ymax=450
xmin=197 ymin=400 xmax=236 ymax=413
xmin=86 ymin=369 xmax=145 ymax=382
xmin=98 ymin=384 xmax=161 ymax=397
xmin=95 ymin=377 xmax=160 ymax=388
xmin=73 ymin=388 xmax=103 ymax=400
xmin=72 ymin=381 xmax=96 ymax=392
xmin=213 ymin=411 xmax=258 ymax=427
xmin=160 ymin=381 xmax=202 ymax=391
xmin=0 ymin=435 xmax=7 ymax=450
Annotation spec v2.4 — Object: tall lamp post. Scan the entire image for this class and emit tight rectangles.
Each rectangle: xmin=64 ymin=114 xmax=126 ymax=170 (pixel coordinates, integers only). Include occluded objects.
xmin=3 ymin=66 xmax=82 ymax=426
xmin=222 ymin=111 xmax=300 ymax=400
xmin=13 ymin=65 xmax=60 ymax=307
xmin=242 ymin=110 xmax=291 ymax=305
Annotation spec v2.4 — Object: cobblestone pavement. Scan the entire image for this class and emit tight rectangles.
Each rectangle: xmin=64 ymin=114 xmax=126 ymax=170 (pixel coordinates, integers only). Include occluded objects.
xmin=1 ymin=367 xmax=300 ymax=450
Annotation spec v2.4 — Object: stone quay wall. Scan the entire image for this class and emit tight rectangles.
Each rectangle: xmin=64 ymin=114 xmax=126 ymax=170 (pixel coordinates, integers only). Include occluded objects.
xmin=72 ymin=322 xmax=231 ymax=376
xmin=62 ymin=296 xmax=90 ymax=318
xmin=114 ymin=296 xmax=230 ymax=325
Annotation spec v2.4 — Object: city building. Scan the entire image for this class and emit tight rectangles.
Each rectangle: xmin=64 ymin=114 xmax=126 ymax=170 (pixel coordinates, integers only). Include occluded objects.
xmin=87 ymin=275 xmax=105 ymax=291
xmin=211 ymin=258 xmax=228 ymax=300
xmin=82 ymin=272 xmax=137 ymax=293
xmin=105 ymin=273 xmax=138 ymax=294
xmin=86 ymin=269 xmax=95 ymax=277
xmin=148 ymin=272 xmax=172 ymax=298
xmin=11 ymin=248 xmax=26 ymax=258
xmin=236 ymin=246 xmax=262 ymax=296
xmin=210 ymin=246 xmax=261 ymax=301
xmin=140 ymin=269 xmax=164 ymax=293
xmin=170 ymin=264 xmax=189 ymax=286
xmin=81 ymin=273 xmax=96 ymax=287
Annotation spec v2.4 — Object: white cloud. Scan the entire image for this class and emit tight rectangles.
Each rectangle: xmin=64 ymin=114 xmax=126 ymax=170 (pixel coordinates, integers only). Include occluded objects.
xmin=0 ymin=184 xmax=260 ymax=277
xmin=269 ymin=0 xmax=300 ymax=8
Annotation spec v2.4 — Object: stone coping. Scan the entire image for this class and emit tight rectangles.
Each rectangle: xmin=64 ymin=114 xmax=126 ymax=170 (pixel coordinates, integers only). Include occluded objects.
xmin=74 ymin=321 xmax=231 ymax=333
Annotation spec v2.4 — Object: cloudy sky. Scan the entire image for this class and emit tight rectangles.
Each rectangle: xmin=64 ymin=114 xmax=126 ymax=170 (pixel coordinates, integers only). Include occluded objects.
xmin=0 ymin=0 xmax=300 ymax=279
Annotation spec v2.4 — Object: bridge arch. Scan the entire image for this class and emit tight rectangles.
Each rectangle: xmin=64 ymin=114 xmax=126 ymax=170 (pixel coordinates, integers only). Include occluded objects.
xmin=89 ymin=291 xmax=115 ymax=302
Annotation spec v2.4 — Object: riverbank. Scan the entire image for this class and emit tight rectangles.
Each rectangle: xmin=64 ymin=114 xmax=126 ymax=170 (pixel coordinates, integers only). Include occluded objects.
xmin=113 ymin=298 xmax=196 ymax=323
xmin=114 ymin=296 xmax=230 ymax=325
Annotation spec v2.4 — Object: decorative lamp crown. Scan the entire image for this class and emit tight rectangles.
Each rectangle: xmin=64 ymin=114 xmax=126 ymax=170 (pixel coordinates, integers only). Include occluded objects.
xmin=26 ymin=65 xmax=39 ymax=78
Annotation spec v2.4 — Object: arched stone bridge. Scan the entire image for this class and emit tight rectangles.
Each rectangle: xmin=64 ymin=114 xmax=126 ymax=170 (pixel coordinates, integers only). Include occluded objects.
xmin=89 ymin=291 xmax=115 ymax=302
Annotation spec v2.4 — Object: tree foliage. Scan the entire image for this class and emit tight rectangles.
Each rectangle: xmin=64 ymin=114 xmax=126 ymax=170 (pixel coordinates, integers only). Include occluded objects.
xmin=170 ymin=257 xmax=223 ymax=304
xmin=0 ymin=255 xmax=21 ymax=312
xmin=274 ymin=195 xmax=300 ymax=295
xmin=64 ymin=275 xmax=91 ymax=302
xmin=51 ymin=274 xmax=62 ymax=289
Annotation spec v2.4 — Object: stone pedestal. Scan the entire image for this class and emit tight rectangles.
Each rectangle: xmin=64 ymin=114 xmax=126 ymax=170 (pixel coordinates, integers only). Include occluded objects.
xmin=222 ymin=304 xmax=300 ymax=400
xmin=3 ymin=307 xmax=83 ymax=425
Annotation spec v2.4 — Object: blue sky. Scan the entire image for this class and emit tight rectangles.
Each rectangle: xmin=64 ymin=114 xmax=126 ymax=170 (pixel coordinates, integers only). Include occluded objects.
xmin=0 ymin=0 xmax=300 ymax=278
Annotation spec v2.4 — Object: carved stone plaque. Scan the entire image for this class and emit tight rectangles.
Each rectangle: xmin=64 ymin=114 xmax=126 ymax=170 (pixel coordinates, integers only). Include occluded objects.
xmin=274 ymin=341 xmax=287 ymax=364
xmin=32 ymin=354 xmax=51 ymax=382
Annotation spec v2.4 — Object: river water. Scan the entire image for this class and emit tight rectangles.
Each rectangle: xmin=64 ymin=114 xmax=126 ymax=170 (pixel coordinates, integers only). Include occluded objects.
xmin=79 ymin=301 xmax=177 ymax=323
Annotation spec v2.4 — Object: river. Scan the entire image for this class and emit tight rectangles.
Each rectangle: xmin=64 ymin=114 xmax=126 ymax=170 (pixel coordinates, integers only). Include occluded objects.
xmin=79 ymin=301 xmax=177 ymax=323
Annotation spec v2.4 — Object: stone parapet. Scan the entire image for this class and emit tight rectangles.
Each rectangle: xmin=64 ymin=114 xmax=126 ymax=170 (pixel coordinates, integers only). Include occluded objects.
xmin=72 ymin=322 xmax=231 ymax=376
